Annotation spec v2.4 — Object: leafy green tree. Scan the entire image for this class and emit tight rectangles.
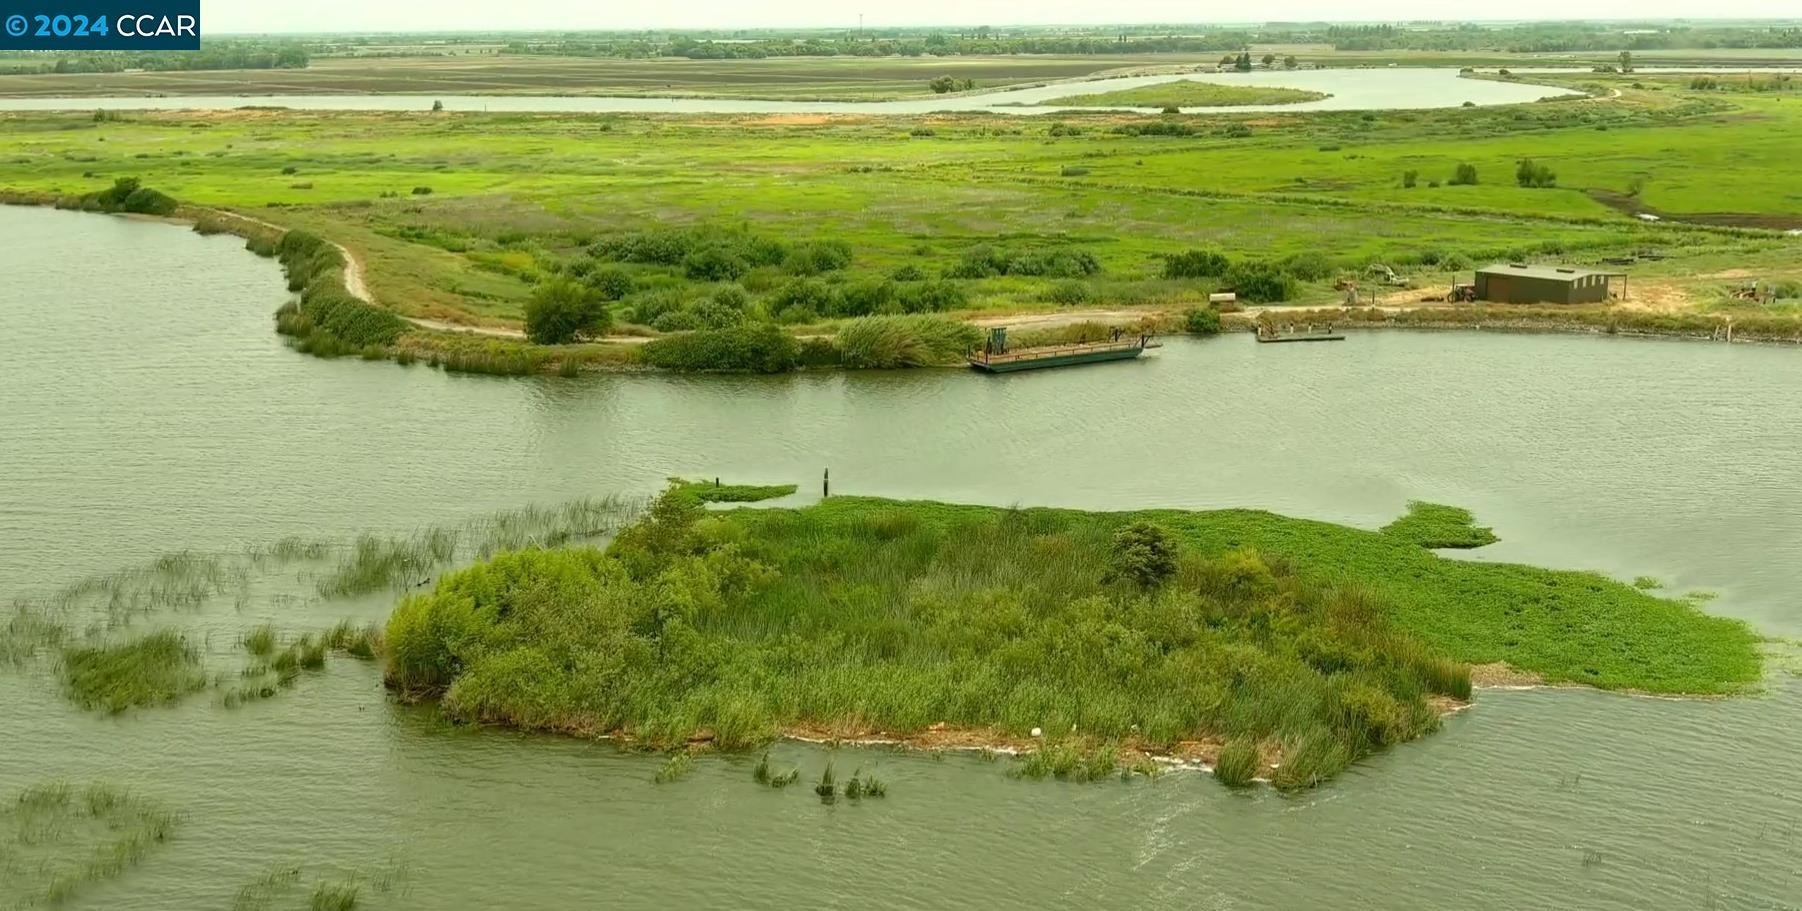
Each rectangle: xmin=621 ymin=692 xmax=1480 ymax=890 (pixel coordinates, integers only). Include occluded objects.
xmin=1619 ymin=50 xmax=1633 ymax=72
xmin=1261 ymin=53 xmax=1276 ymax=67
xmin=1108 ymin=522 xmax=1177 ymax=588
xmin=1515 ymin=158 xmax=1557 ymax=188
xmin=1284 ymin=55 xmax=1299 ymax=69
xmin=929 ymin=75 xmax=958 ymax=93
xmin=524 ymin=279 xmax=611 ymax=345
xmin=1235 ymin=52 xmax=1253 ymax=72
xmin=1450 ymin=162 xmax=1479 ymax=185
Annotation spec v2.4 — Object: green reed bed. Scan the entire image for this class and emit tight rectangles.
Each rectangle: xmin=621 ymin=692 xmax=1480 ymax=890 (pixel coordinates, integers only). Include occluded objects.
xmin=310 ymin=877 xmax=361 ymax=911
xmin=1380 ymin=501 xmax=1500 ymax=549
xmin=669 ymin=478 xmax=799 ymax=505
xmin=0 ymin=782 xmax=179 ymax=908
xmin=1213 ymin=737 xmax=1263 ymax=788
xmin=752 ymin=753 xmax=801 ymax=788
xmin=231 ymin=866 xmax=302 ymax=911
xmin=244 ymin=623 xmax=278 ymax=658
xmin=221 ymin=626 xmax=368 ymax=708
xmin=1010 ymin=742 xmax=1121 ymax=783
xmin=60 ymin=631 xmax=208 ymax=713
xmin=654 ymin=752 xmax=695 ymax=784
xmin=833 ymin=314 xmax=981 ymax=369
xmin=324 ymin=619 xmax=383 ymax=659
xmin=315 ymin=495 xmax=644 ymax=598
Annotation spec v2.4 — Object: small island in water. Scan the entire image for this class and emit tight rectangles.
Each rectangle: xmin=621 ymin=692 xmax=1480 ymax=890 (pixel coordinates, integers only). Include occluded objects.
xmin=1042 ymin=80 xmax=1331 ymax=109
xmin=383 ymin=484 xmax=1759 ymax=790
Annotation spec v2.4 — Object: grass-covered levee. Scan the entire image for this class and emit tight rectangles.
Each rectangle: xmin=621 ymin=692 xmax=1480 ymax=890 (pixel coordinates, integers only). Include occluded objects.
xmin=382 ymin=488 xmax=1760 ymax=791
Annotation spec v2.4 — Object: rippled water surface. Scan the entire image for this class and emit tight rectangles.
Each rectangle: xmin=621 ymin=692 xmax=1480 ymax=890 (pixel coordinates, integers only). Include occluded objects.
xmin=0 ymin=68 xmax=1562 ymax=114
xmin=2 ymin=206 xmax=1800 ymax=909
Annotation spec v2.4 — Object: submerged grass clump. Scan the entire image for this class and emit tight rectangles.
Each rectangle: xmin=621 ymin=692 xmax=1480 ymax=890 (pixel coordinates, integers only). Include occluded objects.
xmin=60 ymin=630 xmax=208 ymax=713
xmin=845 ymin=767 xmax=886 ymax=799
xmin=309 ymin=876 xmax=361 ymax=911
xmin=654 ymin=751 xmax=695 ymax=784
xmin=232 ymin=866 xmax=302 ymax=911
xmin=1380 ymin=501 xmax=1500 ymax=549
xmin=1 ymin=782 xmax=180 ymax=907
xmin=325 ymin=619 xmax=383 ymax=658
xmin=378 ymin=490 xmax=1757 ymax=789
xmin=1011 ymin=742 xmax=1120 ymax=783
xmin=753 ymin=753 xmax=801 ymax=788
xmin=244 ymin=622 xmax=277 ymax=657
xmin=316 ymin=495 xmax=643 ymax=598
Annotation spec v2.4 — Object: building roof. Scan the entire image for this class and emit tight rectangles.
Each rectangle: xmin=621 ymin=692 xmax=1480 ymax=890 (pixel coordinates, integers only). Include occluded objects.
xmin=1477 ymin=262 xmax=1622 ymax=282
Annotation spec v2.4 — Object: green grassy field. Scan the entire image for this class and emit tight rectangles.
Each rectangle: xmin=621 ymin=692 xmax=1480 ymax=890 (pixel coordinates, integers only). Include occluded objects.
xmin=382 ymin=492 xmax=1760 ymax=789
xmin=1 ymin=70 xmax=1798 ymax=372
xmin=1042 ymin=81 xmax=1330 ymax=108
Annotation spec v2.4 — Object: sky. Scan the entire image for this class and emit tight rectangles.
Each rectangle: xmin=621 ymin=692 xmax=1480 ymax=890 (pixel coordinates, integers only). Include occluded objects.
xmin=202 ymin=0 xmax=1800 ymax=34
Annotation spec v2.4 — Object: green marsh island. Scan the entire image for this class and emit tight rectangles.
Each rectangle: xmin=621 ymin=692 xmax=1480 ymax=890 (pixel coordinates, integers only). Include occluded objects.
xmin=383 ymin=488 xmax=1760 ymax=790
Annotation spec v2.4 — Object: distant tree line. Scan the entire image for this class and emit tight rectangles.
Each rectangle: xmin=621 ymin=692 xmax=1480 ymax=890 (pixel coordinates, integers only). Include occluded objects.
xmin=481 ymin=22 xmax=1802 ymax=61
xmin=1325 ymin=22 xmax=1802 ymax=53
xmin=503 ymin=33 xmax=1249 ymax=60
xmin=1 ymin=43 xmax=308 ymax=75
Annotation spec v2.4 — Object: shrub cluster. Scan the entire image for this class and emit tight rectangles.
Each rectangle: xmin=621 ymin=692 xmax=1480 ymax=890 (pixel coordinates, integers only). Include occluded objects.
xmin=1224 ymin=260 xmax=1300 ymax=303
xmin=947 ymin=244 xmax=1102 ymax=279
xmin=1515 ymin=158 xmax=1558 ymax=188
xmin=592 ymin=227 xmax=852 ymax=281
xmin=269 ymin=231 xmax=407 ymax=357
xmin=765 ymin=277 xmax=968 ymax=322
xmin=1108 ymin=121 xmax=1197 ymax=137
xmin=1162 ymin=249 xmax=1229 ymax=279
xmin=639 ymin=324 xmax=799 ymax=373
xmin=63 ymin=176 xmax=178 ymax=216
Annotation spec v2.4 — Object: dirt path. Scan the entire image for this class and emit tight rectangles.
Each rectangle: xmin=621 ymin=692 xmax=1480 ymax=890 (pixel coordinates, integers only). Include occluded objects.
xmin=206 ymin=208 xmax=644 ymax=344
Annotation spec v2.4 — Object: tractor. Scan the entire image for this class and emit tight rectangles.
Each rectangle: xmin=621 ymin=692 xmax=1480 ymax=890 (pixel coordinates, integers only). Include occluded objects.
xmin=1366 ymin=263 xmax=1413 ymax=288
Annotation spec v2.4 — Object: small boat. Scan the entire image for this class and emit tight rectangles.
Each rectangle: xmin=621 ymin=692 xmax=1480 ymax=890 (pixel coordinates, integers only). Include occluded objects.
xmin=1255 ymin=322 xmax=1345 ymax=344
xmin=968 ymin=327 xmax=1160 ymax=373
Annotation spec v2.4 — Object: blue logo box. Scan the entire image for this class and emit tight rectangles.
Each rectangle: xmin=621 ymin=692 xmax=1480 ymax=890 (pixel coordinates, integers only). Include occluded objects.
xmin=2 ymin=1 xmax=200 ymax=50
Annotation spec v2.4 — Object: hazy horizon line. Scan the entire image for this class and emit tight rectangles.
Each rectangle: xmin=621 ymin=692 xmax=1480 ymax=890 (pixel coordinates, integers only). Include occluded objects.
xmin=202 ymin=17 xmax=1802 ymax=38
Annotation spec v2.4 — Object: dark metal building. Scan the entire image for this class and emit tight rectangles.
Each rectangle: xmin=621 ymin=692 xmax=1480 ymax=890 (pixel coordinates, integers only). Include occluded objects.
xmin=1475 ymin=263 xmax=1623 ymax=304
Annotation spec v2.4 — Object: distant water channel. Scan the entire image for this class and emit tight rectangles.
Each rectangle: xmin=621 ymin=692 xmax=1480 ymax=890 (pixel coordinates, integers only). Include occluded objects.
xmin=0 ymin=68 xmax=1564 ymax=114
xmin=3 ymin=205 xmax=1801 ymax=910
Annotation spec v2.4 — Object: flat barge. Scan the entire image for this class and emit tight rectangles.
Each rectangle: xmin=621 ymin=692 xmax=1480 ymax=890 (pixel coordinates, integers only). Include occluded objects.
xmin=1255 ymin=323 xmax=1346 ymax=344
xmin=968 ymin=328 xmax=1159 ymax=373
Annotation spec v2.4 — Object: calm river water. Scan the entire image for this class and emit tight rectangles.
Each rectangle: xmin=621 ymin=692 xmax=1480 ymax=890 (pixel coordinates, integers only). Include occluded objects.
xmin=2 ymin=205 xmax=1800 ymax=909
xmin=0 ymin=68 xmax=1561 ymax=114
